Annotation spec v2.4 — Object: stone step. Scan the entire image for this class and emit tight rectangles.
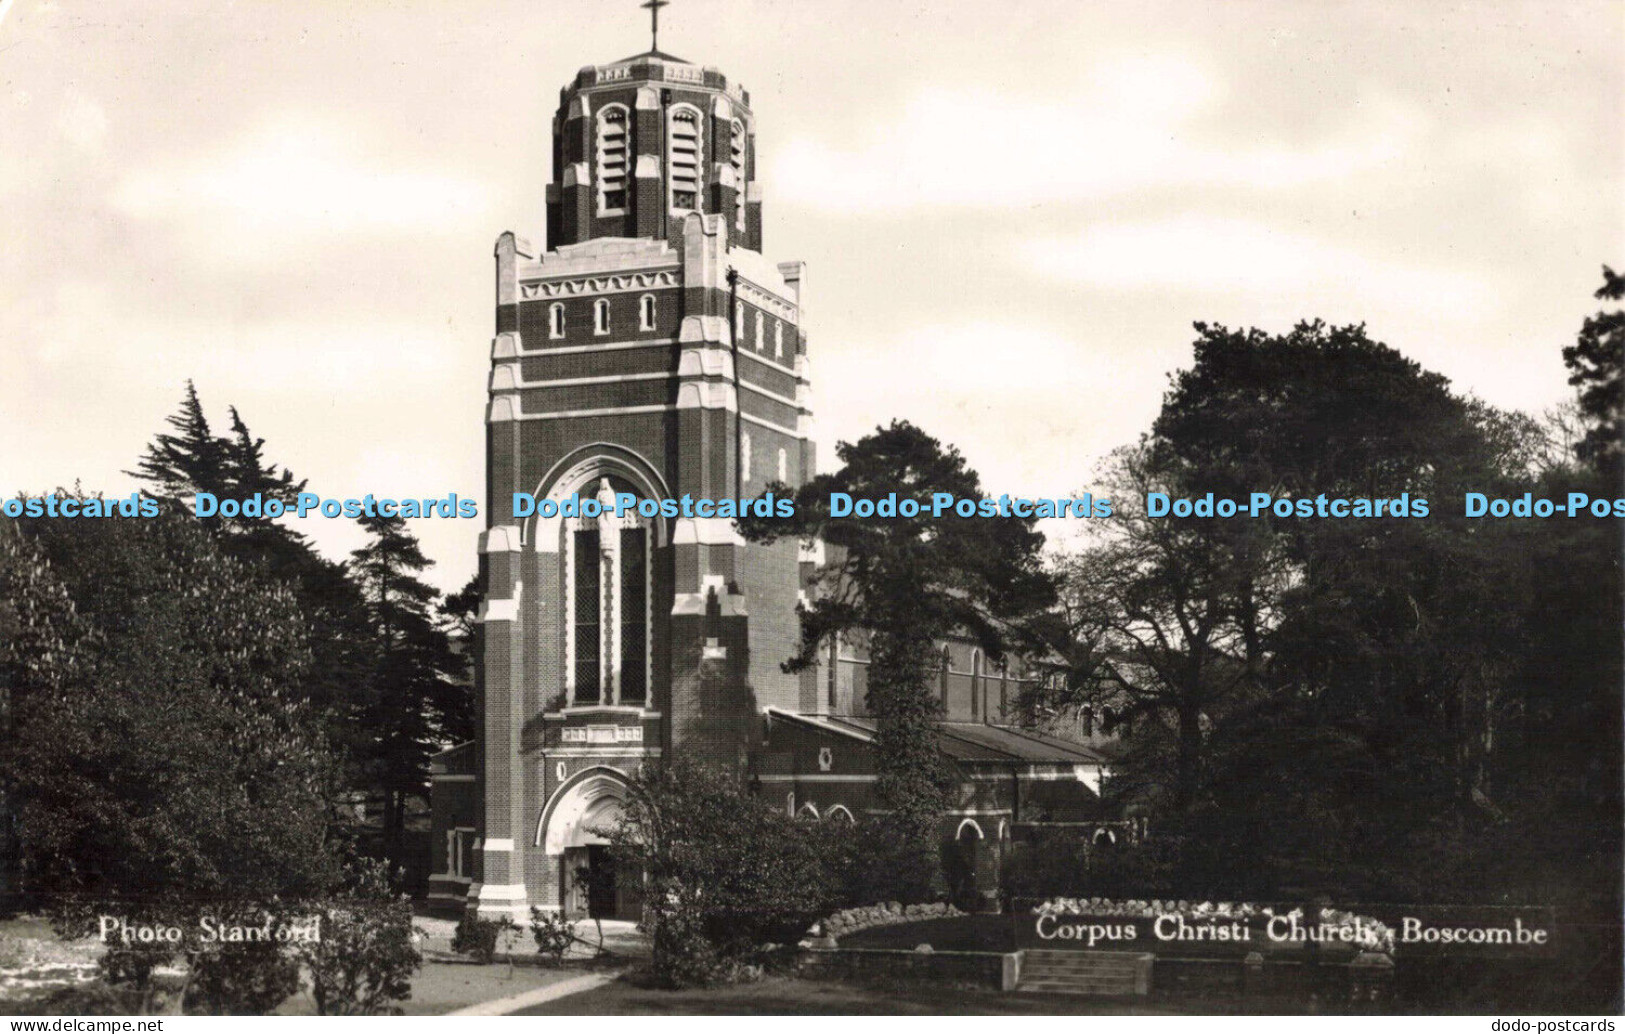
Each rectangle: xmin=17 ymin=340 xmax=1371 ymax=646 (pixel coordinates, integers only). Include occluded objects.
xmin=1017 ymin=950 xmax=1151 ymax=997
xmin=1018 ymin=978 xmax=1140 ymax=996
xmin=1024 ymin=956 xmax=1145 ymax=969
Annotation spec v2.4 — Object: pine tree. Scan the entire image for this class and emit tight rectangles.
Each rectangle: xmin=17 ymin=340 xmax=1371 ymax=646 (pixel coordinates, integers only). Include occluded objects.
xmin=126 ymin=381 xmax=231 ymax=502
xmin=349 ymin=515 xmax=468 ymax=860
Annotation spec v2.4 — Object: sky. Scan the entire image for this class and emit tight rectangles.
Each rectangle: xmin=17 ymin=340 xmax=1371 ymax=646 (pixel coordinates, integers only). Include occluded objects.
xmin=2 ymin=0 xmax=1621 ymax=592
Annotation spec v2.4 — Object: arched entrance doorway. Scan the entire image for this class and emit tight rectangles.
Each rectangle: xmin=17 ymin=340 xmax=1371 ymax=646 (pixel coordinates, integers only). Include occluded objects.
xmin=537 ymin=767 xmax=640 ymax=921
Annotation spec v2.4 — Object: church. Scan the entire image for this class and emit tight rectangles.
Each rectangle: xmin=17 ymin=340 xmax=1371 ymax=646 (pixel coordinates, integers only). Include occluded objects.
xmin=428 ymin=19 xmax=1126 ymax=922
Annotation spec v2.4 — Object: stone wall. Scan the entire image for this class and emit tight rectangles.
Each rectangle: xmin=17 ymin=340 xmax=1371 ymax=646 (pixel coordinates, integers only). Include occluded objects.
xmin=798 ymin=947 xmax=1019 ymax=992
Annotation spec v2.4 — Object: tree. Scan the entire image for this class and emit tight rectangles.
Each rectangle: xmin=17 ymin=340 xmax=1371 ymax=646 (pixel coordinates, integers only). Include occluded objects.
xmin=295 ymin=860 xmax=422 ymax=1015
xmin=1038 ymin=322 xmax=1541 ymax=898
xmin=610 ymin=761 xmax=830 ymax=986
xmin=0 ymin=518 xmax=95 ymax=907
xmin=127 ymin=384 xmax=378 ymax=800
xmin=349 ymin=514 xmax=468 ymax=860
xmin=125 ymin=381 xmax=230 ymax=504
xmin=1041 ymin=442 xmax=1280 ymax=813
xmin=2 ymin=503 xmax=346 ymax=1009
xmin=738 ymin=421 xmax=1055 ymax=891
xmin=1562 ymin=266 xmax=1624 ymax=476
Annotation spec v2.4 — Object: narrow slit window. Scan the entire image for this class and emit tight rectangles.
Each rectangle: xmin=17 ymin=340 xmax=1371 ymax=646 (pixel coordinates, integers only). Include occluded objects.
xmin=639 ymin=293 xmax=656 ymax=331
xmin=593 ymin=298 xmax=610 ymax=336
xmin=618 ymin=527 xmax=647 ymax=705
xmin=549 ymin=303 xmax=565 ymax=339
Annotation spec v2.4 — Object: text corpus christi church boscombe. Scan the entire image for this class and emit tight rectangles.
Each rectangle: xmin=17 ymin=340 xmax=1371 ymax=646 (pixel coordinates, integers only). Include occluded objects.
xmin=428 ymin=24 xmax=1127 ymax=921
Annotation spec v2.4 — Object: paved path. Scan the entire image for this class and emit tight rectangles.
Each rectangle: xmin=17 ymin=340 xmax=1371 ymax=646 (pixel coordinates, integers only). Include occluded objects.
xmin=447 ymin=970 xmax=623 ymax=1016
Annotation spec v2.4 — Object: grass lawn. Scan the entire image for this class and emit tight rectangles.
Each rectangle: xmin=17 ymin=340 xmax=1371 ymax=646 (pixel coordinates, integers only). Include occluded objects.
xmin=0 ymin=911 xmax=628 ymax=1016
xmin=514 ymin=973 xmax=1298 ymax=1015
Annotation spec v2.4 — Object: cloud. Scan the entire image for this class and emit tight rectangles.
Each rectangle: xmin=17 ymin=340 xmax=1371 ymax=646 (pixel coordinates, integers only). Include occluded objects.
xmin=771 ymin=54 xmax=1421 ymax=213
xmin=1018 ymin=216 xmax=1496 ymax=323
xmin=30 ymin=279 xmax=458 ymax=390
xmin=111 ymin=119 xmax=492 ymax=260
xmin=816 ymin=321 xmax=1167 ymax=498
xmin=55 ymin=89 xmax=106 ymax=152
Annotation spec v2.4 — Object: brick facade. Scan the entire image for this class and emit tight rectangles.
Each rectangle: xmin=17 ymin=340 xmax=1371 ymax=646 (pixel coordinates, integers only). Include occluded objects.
xmin=435 ymin=44 xmax=1115 ymax=922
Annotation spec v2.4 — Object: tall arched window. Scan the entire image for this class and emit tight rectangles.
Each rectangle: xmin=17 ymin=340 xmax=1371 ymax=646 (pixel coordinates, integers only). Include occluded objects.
xmin=734 ymin=300 xmax=745 ymax=341
xmin=939 ymin=646 xmax=952 ymax=705
xmin=593 ymin=298 xmax=610 ymax=336
xmin=776 ymin=447 xmax=787 ymax=482
xmin=638 ymin=293 xmax=656 ymax=331
xmin=741 ymin=432 xmax=752 ymax=481
xmin=774 ymin=320 xmax=784 ymax=359
xmin=730 ymin=119 xmax=746 ymax=229
xmin=564 ymin=477 xmax=652 ymax=707
xmin=755 ymin=312 xmax=765 ymax=351
xmin=971 ymin=649 xmax=983 ymax=719
xmin=668 ymin=106 xmax=702 ymax=211
xmin=595 ymin=105 xmax=629 ymax=214
xmin=549 ymin=302 xmax=565 ymax=339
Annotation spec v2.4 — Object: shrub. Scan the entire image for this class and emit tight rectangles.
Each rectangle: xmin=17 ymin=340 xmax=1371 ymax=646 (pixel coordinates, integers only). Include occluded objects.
xmin=185 ymin=938 xmax=302 ymax=1015
xmin=612 ymin=761 xmax=832 ymax=987
xmin=529 ymin=907 xmax=574 ymax=965
xmin=294 ymin=862 xmax=421 ymax=1016
xmin=452 ymin=913 xmax=514 ymax=965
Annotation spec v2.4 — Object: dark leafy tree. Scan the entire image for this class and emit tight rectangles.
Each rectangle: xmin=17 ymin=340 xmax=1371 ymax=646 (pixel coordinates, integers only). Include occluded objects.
xmin=127 ymin=384 xmax=376 ymax=794
xmin=1562 ymin=266 xmax=1624 ymax=476
xmin=739 ymin=421 xmax=1055 ymax=892
xmin=1037 ymin=322 xmax=1540 ymax=899
xmin=610 ymin=761 xmax=831 ymax=986
xmin=2 ymin=504 xmax=346 ymax=1010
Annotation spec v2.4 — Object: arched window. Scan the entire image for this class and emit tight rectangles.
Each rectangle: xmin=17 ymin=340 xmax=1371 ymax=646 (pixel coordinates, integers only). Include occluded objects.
xmin=593 ymin=298 xmax=610 ymax=336
xmin=774 ymin=320 xmax=784 ymax=359
xmin=596 ymin=105 xmax=629 ymax=214
xmin=939 ymin=646 xmax=952 ymax=705
xmin=730 ymin=119 xmax=746 ymax=229
xmin=797 ymin=802 xmax=820 ymax=821
xmin=734 ymin=300 xmax=745 ymax=341
xmin=755 ymin=312 xmax=765 ymax=351
xmin=1080 ymin=704 xmax=1094 ymax=737
xmin=824 ymin=805 xmax=855 ymax=824
xmin=741 ymin=432 xmax=752 ymax=481
xmin=776 ymin=447 xmax=787 ymax=482
xmin=638 ymin=293 xmax=656 ymax=331
xmin=971 ymin=649 xmax=983 ymax=719
xmin=549 ymin=302 xmax=565 ymax=339
xmin=668 ymin=106 xmax=702 ymax=211
xmin=564 ymin=477 xmax=652 ymax=707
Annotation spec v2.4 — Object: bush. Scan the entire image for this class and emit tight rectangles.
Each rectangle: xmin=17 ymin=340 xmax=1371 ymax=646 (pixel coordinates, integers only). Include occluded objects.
xmin=452 ymin=913 xmax=514 ymax=965
xmin=530 ymin=907 xmax=574 ymax=965
xmin=186 ymin=938 xmax=302 ymax=1015
xmin=294 ymin=862 xmax=421 ymax=1016
xmin=612 ymin=761 xmax=833 ymax=987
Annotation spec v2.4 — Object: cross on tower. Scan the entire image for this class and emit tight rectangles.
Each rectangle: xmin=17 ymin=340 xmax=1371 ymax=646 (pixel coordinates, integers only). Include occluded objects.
xmin=641 ymin=0 xmax=669 ymax=54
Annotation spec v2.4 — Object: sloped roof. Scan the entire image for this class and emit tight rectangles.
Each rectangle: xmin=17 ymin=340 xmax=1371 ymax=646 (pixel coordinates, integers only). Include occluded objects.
xmin=610 ymin=49 xmax=692 ymax=65
xmin=767 ymin=711 xmax=1107 ymax=766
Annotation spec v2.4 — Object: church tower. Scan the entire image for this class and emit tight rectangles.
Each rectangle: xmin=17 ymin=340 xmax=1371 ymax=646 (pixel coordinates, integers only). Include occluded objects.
xmin=465 ymin=25 xmax=815 ymax=919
